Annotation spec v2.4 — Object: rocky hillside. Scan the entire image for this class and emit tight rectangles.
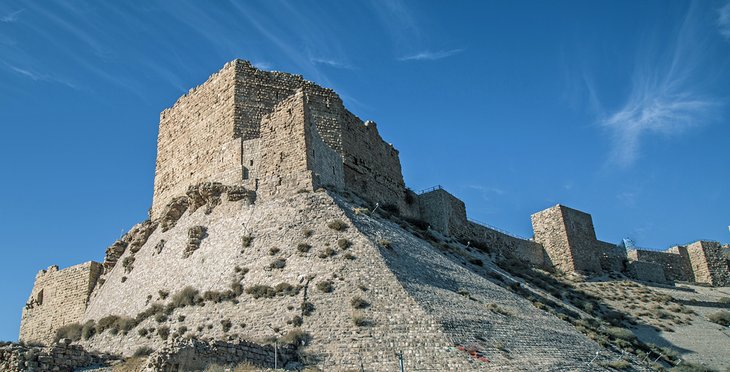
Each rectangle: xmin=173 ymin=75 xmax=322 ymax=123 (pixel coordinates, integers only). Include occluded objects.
xmin=40 ymin=185 xmax=729 ymax=371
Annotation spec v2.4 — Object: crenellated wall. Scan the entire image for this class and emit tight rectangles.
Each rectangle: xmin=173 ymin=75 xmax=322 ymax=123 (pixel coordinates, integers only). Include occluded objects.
xmin=20 ymin=262 xmax=102 ymax=345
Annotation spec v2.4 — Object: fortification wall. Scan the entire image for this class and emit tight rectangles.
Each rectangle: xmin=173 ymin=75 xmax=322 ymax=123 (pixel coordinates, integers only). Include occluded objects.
xmin=257 ymin=91 xmax=344 ymax=199
xmin=531 ymin=205 xmax=602 ymax=274
xmin=20 ymin=262 xmax=102 ymax=345
xmin=151 ymin=62 xmax=240 ymax=219
xmin=596 ymin=240 xmax=626 ymax=273
xmin=627 ymin=248 xmax=691 ymax=282
xmin=687 ymin=241 xmax=729 ymax=286
xmin=626 ymin=261 xmax=667 ymax=283
xmin=418 ymin=189 xmax=467 ymax=236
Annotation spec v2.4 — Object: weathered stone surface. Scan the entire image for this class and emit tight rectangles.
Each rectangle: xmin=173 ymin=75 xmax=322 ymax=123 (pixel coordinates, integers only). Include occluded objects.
xmin=0 ymin=341 xmax=115 ymax=371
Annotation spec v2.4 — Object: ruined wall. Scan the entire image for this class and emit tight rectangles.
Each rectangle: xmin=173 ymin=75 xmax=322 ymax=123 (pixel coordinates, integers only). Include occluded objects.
xmin=20 ymin=262 xmax=102 ymax=345
xmin=151 ymin=62 xmax=240 ymax=219
xmin=626 ymin=261 xmax=667 ymax=283
xmin=627 ymin=248 xmax=692 ymax=282
xmin=417 ymin=188 xmax=545 ymax=267
xmin=531 ymin=205 xmax=602 ymax=273
xmin=596 ymin=240 xmax=626 ymax=273
xmin=686 ymin=241 xmax=729 ymax=286
xmin=417 ymin=188 xmax=467 ymax=236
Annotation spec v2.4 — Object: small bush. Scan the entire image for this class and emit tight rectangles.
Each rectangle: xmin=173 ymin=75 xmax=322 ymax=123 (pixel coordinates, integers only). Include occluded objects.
xmin=316 ymin=281 xmax=334 ymax=293
xmin=281 ymin=329 xmax=310 ymax=347
xmin=55 ymin=323 xmax=82 ymax=342
xmin=290 ymin=315 xmax=303 ymax=327
xmin=352 ymin=313 xmax=370 ymax=327
xmin=337 ymin=239 xmax=352 ymax=249
xmin=138 ymin=328 xmax=148 ymax=337
xmin=269 ymin=247 xmax=280 ymax=255
xmin=707 ymin=310 xmax=730 ymax=326
xmin=301 ymin=302 xmax=315 ymax=316
xmin=601 ymin=359 xmax=630 ymax=370
xmin=81 ymin=320 xmax=96 ymax=340
xmin=469 ymin=258 xmax=484 ymax=267
xmin=170 ymin=286 xmax=202 ymax=308
xmin=297 ymin=243 xmax=312 ymax=253
xmin=275 ymin=282 xmax=301 ymax=296
xmin=158 ymin=290 xmax=169 ymax=300
xmin=241 ymin=235 xmax=253 ymax=248
xmin=303 ymin=229 xmax=314 ymax=238
xmin=350 ymin=296 xmax=370 ymax=309
xmin=246 ymin=285 xmax=276 ymax=299
xmin=270 ymin=258 xmax=286 ymax=269
xmin=221 ymin=319 xmax=232 ymax=332
xmin=155 ymin=313 xmax=168 ymax=323
xmin=486 ymin=303 xmax=512 ymax=317
xmin=158 ymin=326 xmax=170 ymax=340
xmin=318 ymin=248 xmax=336 ymax=258
xmin=378 ymin=239 xmax=391 ymax=249
xmin=605 ymin=327 xmax=636 ymax=341
xmin=133 ymin=346 xmax=154 ymax=357
xmin=327 ymin=219 xmax=348 ymax=231
xmin=344 ymin=252 xmax=356 ymax=260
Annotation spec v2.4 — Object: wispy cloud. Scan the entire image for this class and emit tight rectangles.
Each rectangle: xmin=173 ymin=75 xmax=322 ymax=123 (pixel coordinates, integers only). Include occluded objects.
xmin=719 ymin=1 xmax=730 ymax=40
xmin=589 ymin=5 xmax=720 ymax=168
xmin=0 ymin=9 xmax=23 ymax=23
xmin=1 ymin=60 xmax=78 ymax=89
xmin=310 ymin=57 xmax=355 ymax=69
xmin=398 ymin=48 xmax=465 ymax=61
xmin=252 ymin=61 xmax=272 ymax=70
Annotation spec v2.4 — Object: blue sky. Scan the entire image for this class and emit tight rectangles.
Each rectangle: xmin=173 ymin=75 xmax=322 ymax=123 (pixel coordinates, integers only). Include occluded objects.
xmin=0 ymin=0 xmax=728 ymax=341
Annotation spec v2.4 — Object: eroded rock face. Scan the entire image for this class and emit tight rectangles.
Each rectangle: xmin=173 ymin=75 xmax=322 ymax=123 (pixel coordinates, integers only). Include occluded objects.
xmin=128 ymin=220 xmax=159 ymax=254
xmin=160 ymin=196 xmax=189 ymax=232
xmin=183 ymin=226 xmax=207 ymax=258
xmin=225 ymin=185 xmax=255 ymax=203
xmin=187 ymin=182 xmax=226 ymax=215
xmin=103 ymin=239 xmax=129 ymax=272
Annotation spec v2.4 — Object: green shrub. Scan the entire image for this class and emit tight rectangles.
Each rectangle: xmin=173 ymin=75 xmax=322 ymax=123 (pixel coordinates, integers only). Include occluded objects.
xmin=707 ymin=310 xmax=730 ymax=326
xmin=55 ymin=323 xmax=82 ymax=342
xmin=138 ymin=328 xmax=148 ymax=337
xmin=155 ymin=313 xmax=168 ymax=323
xmin=337 ymin=239 xmax=352 ymax=249
xmin=605 ymin=327 xmax=636 ymax=341
xmin=96 ymin=315 xmax=121 ymax=333
xmin=297 ymin=243 xmax=312 ymax=253
xmin=133 ymin=346 xmax=154 ymax=357
xmin=352 ymin=314 xmax=369 ymax=327
xmin=316 ymin=281 xmax=334 ymax=293
xmin=170 ymin=286 xmax=202 ymax=308
xmin=246 ymin=285 xmax=277 ymax=299
xmin=220 ymin=319 xmax=232 ymax=332
xmin=81 ymin=320 xmax=96 ymax=340
xmin=136 ymin=303 xmax=165 ymax=323
xmin=303 ymin=229 xmax=314 ymax=238
xmin=158 ymin=326 xmax=170 ymax=340
xmin=301 ymin=302 xmax=315 ymax=316
xmin=327 ymin=219 xmax=348 ymax=231
xmin=318 ymin=248 xmax=336 ymax=258
xmin=350 ymin=296 xmax=370 ymax=309
xmin=280 ymin=329 xmax=310 ymax=346
xmin=270 ymin=258 xmax=286 ymax=269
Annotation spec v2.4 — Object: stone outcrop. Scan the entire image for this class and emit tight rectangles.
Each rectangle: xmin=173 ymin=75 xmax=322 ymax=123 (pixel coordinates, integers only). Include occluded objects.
xmin=0 ymin=339 xmax=115 ymax=372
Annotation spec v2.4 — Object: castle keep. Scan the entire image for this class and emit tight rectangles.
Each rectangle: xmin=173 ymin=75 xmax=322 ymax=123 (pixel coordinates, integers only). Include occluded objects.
xmin=16 ymin=60 xmax=730 ymax=370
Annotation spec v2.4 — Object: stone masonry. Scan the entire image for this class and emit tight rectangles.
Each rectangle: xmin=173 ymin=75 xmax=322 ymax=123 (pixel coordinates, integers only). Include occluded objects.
xmin=20 ymin=262 xmax=102 ymax=345
xmin=19 ymin=59 xmax=730 ymax=368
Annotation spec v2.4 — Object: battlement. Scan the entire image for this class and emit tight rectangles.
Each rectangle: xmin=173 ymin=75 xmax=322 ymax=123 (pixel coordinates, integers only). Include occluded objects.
xmin=151 ymin=60 xmax=407 ymax=219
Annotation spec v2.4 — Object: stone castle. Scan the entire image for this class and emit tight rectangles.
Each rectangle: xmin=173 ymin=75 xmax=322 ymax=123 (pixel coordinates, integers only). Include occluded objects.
xmin=16 ymin=60 xmax=730 ymax=370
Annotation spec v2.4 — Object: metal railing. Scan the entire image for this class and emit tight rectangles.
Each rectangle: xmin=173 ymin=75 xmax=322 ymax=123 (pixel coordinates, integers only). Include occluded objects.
xmin=417 ymin=185 xmax=443 ymax=194
xmin=467 ymin=217 xmax=529 ymax=240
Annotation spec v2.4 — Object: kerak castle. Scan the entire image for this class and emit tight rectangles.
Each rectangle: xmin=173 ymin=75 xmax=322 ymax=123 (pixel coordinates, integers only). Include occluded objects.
xmin=9 ymin=60 xmax=730 ymax=371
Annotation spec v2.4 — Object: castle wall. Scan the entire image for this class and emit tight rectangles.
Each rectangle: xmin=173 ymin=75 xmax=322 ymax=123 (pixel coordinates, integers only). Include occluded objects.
xmin=686 ymin=241 xmax=729 ymax=286
xmin=151 ymin=62 xmax=240 ymax=219
xmin=20 ymin=262 xmax=102 ymax=345
xmin=596 ymin=240 xmax=626 ymax=273
xmin=531 ymin=205 xmax=602 ymax=274
xmin=417 ymin=189 xmax=467 ymax=236
xmin=627 ymin=248 xmax=692 ymax=282
xmin=257 ymin=91 xmax=344 ymax=199
xmin=626 ymin=261 xmax=667 ymax=283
